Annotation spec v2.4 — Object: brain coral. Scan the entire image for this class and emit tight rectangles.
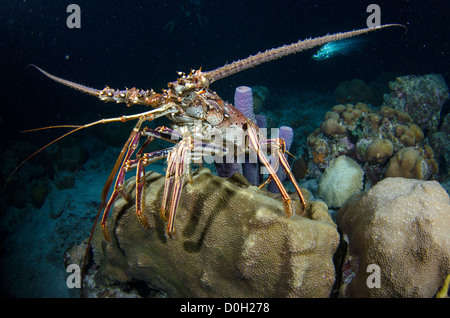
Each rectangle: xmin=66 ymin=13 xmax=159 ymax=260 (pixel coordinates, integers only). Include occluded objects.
xmin=90 ymin=168 xmax=340 ymax=298
xmin=318 ymin=156 xmax=364 ymax=208
xmin=337 ymin=177 xmax=450 ymax=297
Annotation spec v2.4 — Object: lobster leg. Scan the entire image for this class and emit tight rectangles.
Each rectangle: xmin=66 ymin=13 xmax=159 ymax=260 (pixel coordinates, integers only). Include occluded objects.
xmin=160 ymin=137 xmax=193 ymax=238
xmin=132 ymin=148 xmax=172 ymax=231
xmin=136 ymin=126 xmax=182 ymax=158
xmin=100 ymin=127 xmax=142 ymax=242
xmin=268 ymin=138 xmax=307 ymax=215
xmin=247 ymin=122 xmax=306 ymax=217
xmin=100 ymin=126 xmax=173 ymax=241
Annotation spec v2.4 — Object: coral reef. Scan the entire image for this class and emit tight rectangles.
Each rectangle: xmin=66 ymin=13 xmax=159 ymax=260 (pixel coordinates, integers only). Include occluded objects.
xmin=318 ymin=156 xmax=364 ymax=208
xmin=306 ymin=101 xmax=439 ymax=186
xmin=89 ymin=168 xmax=340 ymax=298
xmin=334 ymin=79 xmax=383 ymax=106
xmin=337 ymin=177 xmax=450 ymax=297
xmin=383 ymin=74 xmax=449 ymax=134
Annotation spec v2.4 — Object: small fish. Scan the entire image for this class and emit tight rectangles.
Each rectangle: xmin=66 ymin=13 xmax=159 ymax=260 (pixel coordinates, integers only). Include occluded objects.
xmin=312 ymin=38 xmax=368 ymax=61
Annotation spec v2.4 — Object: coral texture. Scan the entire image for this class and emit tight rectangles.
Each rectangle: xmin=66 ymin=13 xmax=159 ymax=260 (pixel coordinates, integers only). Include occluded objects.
xmin=337 ymin=177 xmax=450 ymax=297
xmin=318 ymin=156 xmax=364 ymax=208
xmin=383 ymin=74 xmax=449 ymax=134
xmin=92 ymin=168 xmax=340 ymax=298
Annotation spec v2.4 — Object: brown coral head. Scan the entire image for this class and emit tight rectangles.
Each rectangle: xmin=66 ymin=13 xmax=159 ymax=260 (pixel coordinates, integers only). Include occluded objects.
xmin=385 ymin=147 xmax=427 ymax=180
xmin=365 ymin=113 xmax=382 ymax=131
xmin=364 ymin=139 xmax=394 ymax=164
xmin=320 ymin=118 xmax=346 ymax=137
xmin=409 ymin=123 xmax=424 ymax=142
xmin=380 ymin=106 xmax=396 ymax=119
xmin=395 ymin=125 xmax=417 ymax=147
xmin=395 ymin=110 xmax=413 ymax=123
xmin=331 ymin=104 xmax=347 ymax=114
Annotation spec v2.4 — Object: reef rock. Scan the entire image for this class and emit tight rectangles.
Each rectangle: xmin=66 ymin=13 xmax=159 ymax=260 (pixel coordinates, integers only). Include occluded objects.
xmin=337 ymin=177 xmax=450 ymax=297
xmin=91 ymin=168 xmax=340 ymax=298
xmin=318 ymin=156 xmax=364 ymax=208
xmin=383 ymin=74 xmax=449 ymax=134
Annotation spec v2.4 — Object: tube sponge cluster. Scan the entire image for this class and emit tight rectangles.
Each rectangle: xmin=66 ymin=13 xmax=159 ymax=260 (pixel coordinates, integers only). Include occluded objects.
xmin=216 ymin=86 xmax=294 ymax=191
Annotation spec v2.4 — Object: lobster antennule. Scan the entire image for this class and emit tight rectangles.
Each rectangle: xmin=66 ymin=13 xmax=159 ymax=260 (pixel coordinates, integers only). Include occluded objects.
xmin=29 ymin=64 xmax=101 ymax=96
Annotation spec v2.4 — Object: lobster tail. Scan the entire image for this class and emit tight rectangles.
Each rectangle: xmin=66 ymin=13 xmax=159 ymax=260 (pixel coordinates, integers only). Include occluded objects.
xmin=204 ymin=24 xmax=405 ymax=84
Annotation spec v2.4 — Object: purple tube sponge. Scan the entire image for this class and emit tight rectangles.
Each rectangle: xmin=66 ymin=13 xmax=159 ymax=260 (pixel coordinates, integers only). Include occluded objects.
xmin=279 ymin=126 xmax=294 ymax=150
xmin=215 ymin=86 xmax=256 ymax=180
xmin=255 ymin=114 xmax=267 ymax=128
xmin=234 ymin=86 xmax=256 ymax=123
xmin=214 ymin=154 xmax=243 ymax=178
xmin=233 ymin=86 xmax=260 ymax=184
xmin=268 ymin=126 xmax=294 ymax=193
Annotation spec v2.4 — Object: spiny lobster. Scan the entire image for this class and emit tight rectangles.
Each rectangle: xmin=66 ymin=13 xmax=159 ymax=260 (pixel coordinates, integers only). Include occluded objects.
xmin=9 ymin=24 xmax=403 ymax=243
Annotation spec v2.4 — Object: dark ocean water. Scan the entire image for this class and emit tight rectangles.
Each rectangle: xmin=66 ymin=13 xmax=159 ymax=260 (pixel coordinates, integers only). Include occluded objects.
xmin=0 ymin=0 xmax=449 ymax=298
xmin=1 ymin=0 xmax=448 ymax=137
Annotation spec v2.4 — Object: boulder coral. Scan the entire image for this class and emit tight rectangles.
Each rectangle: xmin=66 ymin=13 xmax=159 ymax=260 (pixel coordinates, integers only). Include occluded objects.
xmin=337 ymin=177 xmax=450 ymax=297
xmin=89 ymin=168 xmax=340 ymax=298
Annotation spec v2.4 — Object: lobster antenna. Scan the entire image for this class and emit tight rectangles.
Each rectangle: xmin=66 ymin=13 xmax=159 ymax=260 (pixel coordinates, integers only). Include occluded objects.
xmin=4 ymin=125 xmax=84 ymax=188
xmin=29 ymin=64 xmax=101 ymax=96
xmin=3 ymin=109 xmax=163 ymax=189
xmin=204 ymin=24 xmax=406 ymax=84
